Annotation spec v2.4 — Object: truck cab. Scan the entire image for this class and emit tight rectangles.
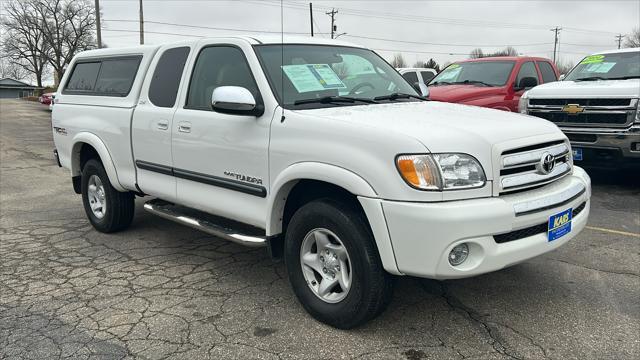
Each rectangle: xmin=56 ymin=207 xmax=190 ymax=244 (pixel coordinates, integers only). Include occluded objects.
xmin=52 ymin=36 xmax=590 ymax=329
xmin=428 ymin=56 xmax=559 ymax=112
xmin=520 ymin=48 xmax=640 ymax=168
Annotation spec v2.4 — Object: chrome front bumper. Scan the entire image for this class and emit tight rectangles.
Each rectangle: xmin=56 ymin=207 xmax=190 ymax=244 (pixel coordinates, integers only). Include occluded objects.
xmin=562 ymin=125 xmax=640 ymax=159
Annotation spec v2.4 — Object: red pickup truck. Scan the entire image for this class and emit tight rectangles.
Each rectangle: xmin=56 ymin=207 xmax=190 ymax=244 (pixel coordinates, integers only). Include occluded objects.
xmin=427 ymin=56 xmax=559 ymax=112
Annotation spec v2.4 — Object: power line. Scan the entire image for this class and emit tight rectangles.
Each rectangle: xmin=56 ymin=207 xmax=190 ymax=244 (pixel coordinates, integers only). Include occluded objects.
xmin=104 ymin=19 xmax=329 ymax=35
xmin=326 ymin=8 xmax=337 ymax=39
xmin=343 ymin=34 xmax=553 ymax=48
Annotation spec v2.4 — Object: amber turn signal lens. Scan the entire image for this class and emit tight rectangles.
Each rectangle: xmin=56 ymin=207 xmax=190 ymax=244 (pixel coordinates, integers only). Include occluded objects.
xmin=396 ymin=155 xmax=441 ymax=190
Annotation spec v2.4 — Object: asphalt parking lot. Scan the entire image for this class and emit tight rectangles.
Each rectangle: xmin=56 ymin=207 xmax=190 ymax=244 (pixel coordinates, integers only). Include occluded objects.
xmin=0 ymin=98 xmax=638 ymax=360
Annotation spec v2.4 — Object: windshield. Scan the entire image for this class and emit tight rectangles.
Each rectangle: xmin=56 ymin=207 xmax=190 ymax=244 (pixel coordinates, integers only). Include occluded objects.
xmin=564 ymin=51 xmax=640 ymax=81
xmin=254 ymin=44 xmax=419 ymax=108
xmin=429 ymin=61 xmax=515 ymax=86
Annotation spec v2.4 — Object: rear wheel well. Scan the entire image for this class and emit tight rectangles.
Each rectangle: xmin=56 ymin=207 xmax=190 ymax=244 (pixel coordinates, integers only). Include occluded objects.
xmin=72 ymin=143 xmax=101 ymax=194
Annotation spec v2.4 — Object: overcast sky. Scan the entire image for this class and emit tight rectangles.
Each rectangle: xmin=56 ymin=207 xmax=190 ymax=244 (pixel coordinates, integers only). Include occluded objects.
xmin=98 ymin=0 xmax=639 ymax=66
xmin=46 ymin=0 xmax=640 ymax=68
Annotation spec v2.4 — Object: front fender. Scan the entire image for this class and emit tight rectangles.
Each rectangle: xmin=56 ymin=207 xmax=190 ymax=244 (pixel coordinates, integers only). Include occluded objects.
xmin=267 ymin=162 xmax=402 ymax=275
xmin=70 ymin=132 xmax=126 ymax=192
xmin=267 ymin=162 xmax=378 ymax=235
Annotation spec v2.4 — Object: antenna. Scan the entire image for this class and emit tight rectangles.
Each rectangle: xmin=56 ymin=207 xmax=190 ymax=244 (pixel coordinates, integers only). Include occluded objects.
xmin=280 ymin=0 xmax=285 ymax=121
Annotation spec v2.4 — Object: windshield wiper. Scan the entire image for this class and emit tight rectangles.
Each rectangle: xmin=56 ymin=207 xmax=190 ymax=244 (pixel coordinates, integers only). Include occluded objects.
xmin=452 ymin=80 xmax=495 ymax=87
xmin=574 ymin=76 xmax=607 ymax=81
xmin=430 ymin=81 xmax=452 ymax=86
xmin=607 ymin=75 xmax=640 ymax=80
xmin=293 ymin=96 xmax=378 ymax=106
xmin=373 ymin=92 xmax=427 ymax=101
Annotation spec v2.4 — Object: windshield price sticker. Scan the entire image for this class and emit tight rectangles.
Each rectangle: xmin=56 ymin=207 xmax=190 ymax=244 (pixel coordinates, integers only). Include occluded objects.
xmin=580 ymin=54 xmax=605 ymax=64
xmin=282 ymin=64 xmax=347 ymax=93
xmin=584 ymin=62 xmax=615 ymax=73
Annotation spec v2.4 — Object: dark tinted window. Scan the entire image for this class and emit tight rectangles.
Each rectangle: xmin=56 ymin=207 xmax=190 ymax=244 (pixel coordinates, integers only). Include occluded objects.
xmin=420 ymin=71 xmax=435 ymax=82
xmin=66 ymin=62 xmax=100 ymax=91
xmin=94 ymin=58 xmax=140 ymax=95
xmin=65 ymin=56 xmax=141 ymax=96
xmin=149 ymin=47 xmax=190 ymax=107
xmin=186 ymin=46 xmax=259 ymax=110
xmin=516 ymin=61 xmax=538 ymax=87
xmin=537 ymin=61 xmax=557 ymax=83
xmin=402 ymin=71 xmax=419 ymax=84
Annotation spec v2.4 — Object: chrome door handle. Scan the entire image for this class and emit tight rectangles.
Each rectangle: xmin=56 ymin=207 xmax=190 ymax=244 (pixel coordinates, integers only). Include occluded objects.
xmin=157 ymin=121 xmax=169 ymax=130
xmin=178 ymin=124 xmax=191 ymax=133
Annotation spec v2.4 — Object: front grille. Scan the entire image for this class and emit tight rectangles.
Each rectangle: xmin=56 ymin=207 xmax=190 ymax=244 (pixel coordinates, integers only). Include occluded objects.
xmin=499 ymin=141 xmax=572 ymax=193
xmin=529 ymin=98 xmax=632 ymax=106
xmin=494 ymin=201 xmax=587 ymax=243
xmin=527 ymin=98 xmax=637 ymax=128
xmin=532 ymin=112 xmax=629 ymax=125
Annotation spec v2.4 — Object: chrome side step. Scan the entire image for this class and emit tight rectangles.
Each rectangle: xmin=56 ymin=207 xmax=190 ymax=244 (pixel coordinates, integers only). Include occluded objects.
xmin=143 ymin=199 xmax=266 ymax=247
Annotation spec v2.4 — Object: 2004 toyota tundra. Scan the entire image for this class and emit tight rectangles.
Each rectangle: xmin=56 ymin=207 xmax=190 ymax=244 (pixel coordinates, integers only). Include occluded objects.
xmin=52 ymin=36 xmax=591 ymax=328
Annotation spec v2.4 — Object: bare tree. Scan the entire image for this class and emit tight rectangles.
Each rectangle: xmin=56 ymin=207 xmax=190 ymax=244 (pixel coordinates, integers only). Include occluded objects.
xmin=0 ymin=58 xmax=32 ymax=82
xmin=1 ymin=0 xmax=50 ymax=87
xmin=413 ymin=61 xmax=426 ymax=68
xmin=424 ymin=58 xmax=441 ymax=72
xmin=390 ymin=53 xmax=407 ymax=68
xmin=37 ymin=0 xmax=97 ymax=84
xmin=555 ymin=58 xmax=575 ymax=75
xmin=624 ymin=27 xmax=640 ymax=48
xmin=469 ymin=48 xmax=484 ymax=59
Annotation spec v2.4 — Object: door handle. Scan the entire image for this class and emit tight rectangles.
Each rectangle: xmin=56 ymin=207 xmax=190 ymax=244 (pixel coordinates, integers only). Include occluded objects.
xmin=157 ymin=121 xmax=169 ymax=130
xmin=178 ymin=122 xmax=191 ymax=133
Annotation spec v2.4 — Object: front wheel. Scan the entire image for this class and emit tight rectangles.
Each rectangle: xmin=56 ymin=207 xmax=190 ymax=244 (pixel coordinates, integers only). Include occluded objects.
xmin=284 ymin=199 xmax=394 ymax=329
xmin=81 ymin=159 xmax=135 ymax=233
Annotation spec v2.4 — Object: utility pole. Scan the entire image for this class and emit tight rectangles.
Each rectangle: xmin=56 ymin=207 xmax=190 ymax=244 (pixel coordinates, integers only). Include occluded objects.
xmin=326 ymin=8 xmax=337 ymax=39
xmin=94 ymin=0 xmax=102 ymax=48
xmin=616 ymin=34 xmax=624 ymax=49
xmin=309 ymin=3 xmax=313 ymax=37
xmin=139 ymin=0 xmax=144 ymax=45
xmin=550 ymin=26 xmax=561 ymax=64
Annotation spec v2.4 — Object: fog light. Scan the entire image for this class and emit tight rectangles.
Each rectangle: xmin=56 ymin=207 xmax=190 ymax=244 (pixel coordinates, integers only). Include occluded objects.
xmin=449 ymin=243 xmax=469 ymax=266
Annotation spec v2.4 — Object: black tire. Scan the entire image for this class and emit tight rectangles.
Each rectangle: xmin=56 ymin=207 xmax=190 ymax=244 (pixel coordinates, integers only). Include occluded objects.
xmin=81 ymin=158 xmax=134 ymax=233
xmin=284 ymin=198 xmax=394 ymax=329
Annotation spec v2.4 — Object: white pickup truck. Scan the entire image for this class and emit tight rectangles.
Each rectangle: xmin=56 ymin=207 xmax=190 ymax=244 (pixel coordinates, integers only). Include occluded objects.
xmin=520 ymin=48 xmax=640 ymax=167
xmin=52 ymin=36 xmax=591 ymax=328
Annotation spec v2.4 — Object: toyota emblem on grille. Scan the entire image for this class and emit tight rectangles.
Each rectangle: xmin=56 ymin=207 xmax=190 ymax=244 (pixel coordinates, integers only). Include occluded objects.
xmin=538 ymin=152 xmax=555 ymax=175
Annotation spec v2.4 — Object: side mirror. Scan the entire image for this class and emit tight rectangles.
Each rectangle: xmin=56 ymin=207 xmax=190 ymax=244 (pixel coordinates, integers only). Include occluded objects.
xmin=558 ymin=74 xmax=565 ymax=81
xmin=414 ymin=82 xmax=430 ymax=98
xmin=211 ymin=86 xmax=263 ymax=116
xmin=515 ymin=76 xmax=538 ymax=91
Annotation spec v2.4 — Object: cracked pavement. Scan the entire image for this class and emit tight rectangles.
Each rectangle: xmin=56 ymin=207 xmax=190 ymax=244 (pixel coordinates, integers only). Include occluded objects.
xmin=1 ymin=99 xmax=639 ymax=359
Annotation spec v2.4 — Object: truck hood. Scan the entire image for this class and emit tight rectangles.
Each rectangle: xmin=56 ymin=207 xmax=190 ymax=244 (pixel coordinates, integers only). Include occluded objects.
xmin=527 ymin=78 xmax=640 ymax=98
xmin=427 ymin=84 xmax=504 ymax=103
xmin=298 ymin=101 xmax=561 ymax=155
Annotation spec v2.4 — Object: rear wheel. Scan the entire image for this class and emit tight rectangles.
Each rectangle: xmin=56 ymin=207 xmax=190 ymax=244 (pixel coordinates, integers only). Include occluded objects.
xmin=284 ymin=199 xmax=394 ymax=329
xmin=81 ymin=159 xmax=134 ymax=233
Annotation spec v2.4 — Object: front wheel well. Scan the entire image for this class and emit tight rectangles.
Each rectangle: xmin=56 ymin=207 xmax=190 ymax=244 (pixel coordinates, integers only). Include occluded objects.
xmin=282 ymin=180 xmax=364 ymax=232
xmin=268 ymin=180 xmax=368 ymax=260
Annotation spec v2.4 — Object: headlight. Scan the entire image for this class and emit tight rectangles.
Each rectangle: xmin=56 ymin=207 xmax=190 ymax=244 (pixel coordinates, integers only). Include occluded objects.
xmin=518 ymin=91 xmax=529 ymax=114
xmin=396 ymin=153 xmax=486 ymax=190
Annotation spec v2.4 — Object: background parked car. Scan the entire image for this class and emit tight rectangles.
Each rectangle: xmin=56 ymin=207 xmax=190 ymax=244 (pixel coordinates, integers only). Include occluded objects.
xmin=39 ymin=92 xmax=55 ymax=105
xmin=397 ymin=67 xmax=437 ymax=87
xmin=427 ymin=56 xmax=559 ymax=111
